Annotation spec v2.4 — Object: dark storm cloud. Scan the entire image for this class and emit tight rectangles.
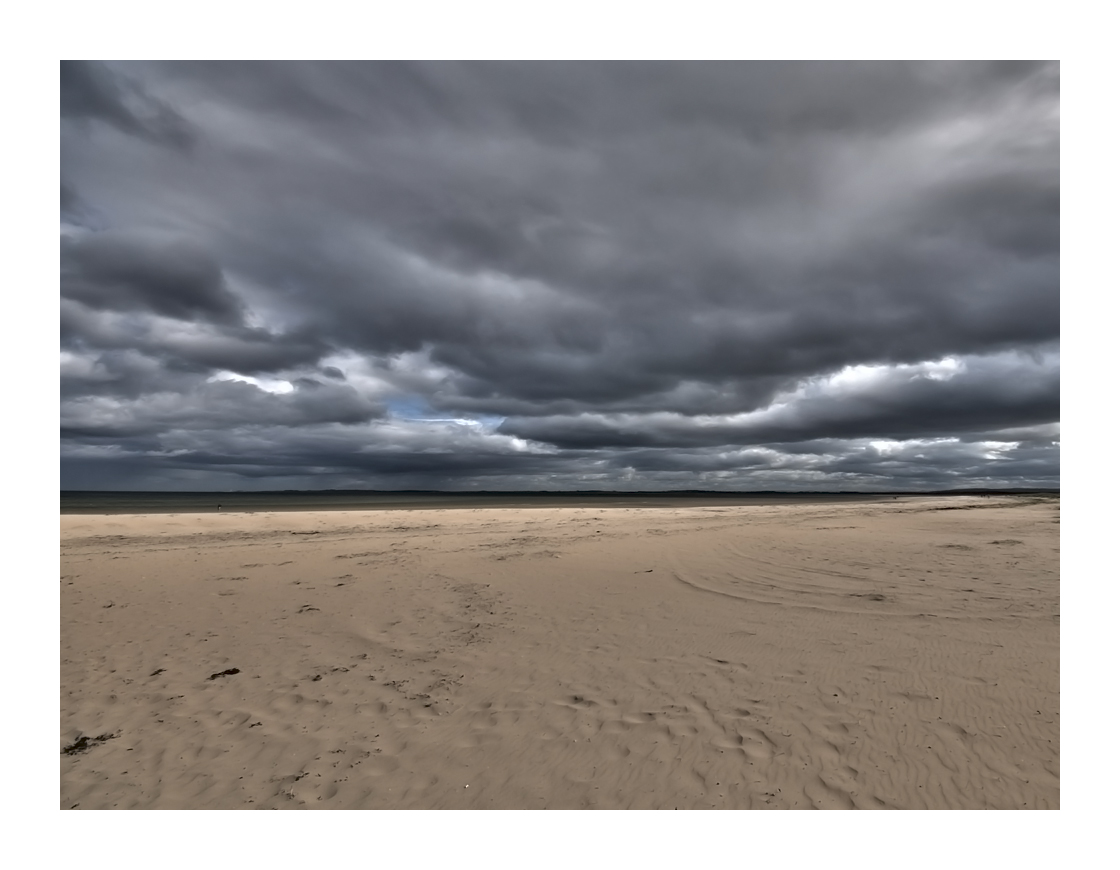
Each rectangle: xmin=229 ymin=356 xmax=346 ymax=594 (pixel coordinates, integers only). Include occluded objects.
xmin=60 ymin=181 xmax=81 ymax=221
xmin=61 ymin=419 xmax=568 ymax=491
xmin=60 ymin=61 xmax=1059 ymax=491
xmin=61 ymin=377 xmax=385 ymax=438
xmin=147 ymin=60 xmax=1054 ymax=407
xmin=497 ymin=350 xmax=1060 ymax=449
xmin=62 ymin=230 xmax=243 ymax=324
xmin=61 ymin=60 xmax=195 ymax=148
xmin=61 ymin=181 xmax=107 ymax=229
xmin=60 ymin=299 xmax=327 ymax=374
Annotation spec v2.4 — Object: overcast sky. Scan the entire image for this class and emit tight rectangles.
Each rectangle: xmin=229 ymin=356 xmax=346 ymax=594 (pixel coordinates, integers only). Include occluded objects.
xmin=60 ymin=60 xmax=1058 ymax=491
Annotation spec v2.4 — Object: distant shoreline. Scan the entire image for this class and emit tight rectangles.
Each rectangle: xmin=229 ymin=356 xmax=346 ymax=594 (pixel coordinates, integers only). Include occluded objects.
xmin=59 ymin=489 xmax=1058 ymax=515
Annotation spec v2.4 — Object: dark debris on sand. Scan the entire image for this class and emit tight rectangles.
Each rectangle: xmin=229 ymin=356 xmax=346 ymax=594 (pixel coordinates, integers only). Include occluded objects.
xmin=62 ymin=732 xmax=119 ymax=756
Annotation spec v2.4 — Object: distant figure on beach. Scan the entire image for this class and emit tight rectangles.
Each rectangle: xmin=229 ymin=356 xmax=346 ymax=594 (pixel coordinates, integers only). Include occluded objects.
xmin=217 ymin=504 xmax=221 ymax=511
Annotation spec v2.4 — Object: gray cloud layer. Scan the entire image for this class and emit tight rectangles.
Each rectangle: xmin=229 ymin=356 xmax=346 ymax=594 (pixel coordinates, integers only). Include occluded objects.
xmin=60 ymin=61 xmax=1059 ymax=491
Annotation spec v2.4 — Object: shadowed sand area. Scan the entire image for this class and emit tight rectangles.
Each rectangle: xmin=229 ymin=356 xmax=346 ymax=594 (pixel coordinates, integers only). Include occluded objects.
xmin=60 ymin=495 xmax=1059 ymax=809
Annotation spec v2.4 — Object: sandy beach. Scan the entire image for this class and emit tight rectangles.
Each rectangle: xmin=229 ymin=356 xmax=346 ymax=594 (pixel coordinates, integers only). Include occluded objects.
xmin=60 ymin=495 xmax=1059 ymax=809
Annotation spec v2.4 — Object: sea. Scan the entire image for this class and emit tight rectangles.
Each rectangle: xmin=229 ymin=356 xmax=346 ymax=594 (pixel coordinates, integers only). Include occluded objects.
xmin=59 ymin=490 xmax=933 ymax=514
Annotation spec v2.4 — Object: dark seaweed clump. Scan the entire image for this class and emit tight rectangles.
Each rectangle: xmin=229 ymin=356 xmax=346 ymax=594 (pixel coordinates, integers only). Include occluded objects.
xmin=62 ymin=732 xmax=118 ymax=756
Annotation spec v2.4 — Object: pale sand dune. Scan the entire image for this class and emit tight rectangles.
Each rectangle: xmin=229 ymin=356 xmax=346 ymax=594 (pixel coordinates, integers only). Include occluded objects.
xmin=60 ymin=496 xmax=1059 ymax=809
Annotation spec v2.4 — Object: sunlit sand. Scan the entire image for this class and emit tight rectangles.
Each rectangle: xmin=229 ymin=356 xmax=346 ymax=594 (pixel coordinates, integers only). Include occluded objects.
xmin=61 ymin=495 xmax=1059 ymax=809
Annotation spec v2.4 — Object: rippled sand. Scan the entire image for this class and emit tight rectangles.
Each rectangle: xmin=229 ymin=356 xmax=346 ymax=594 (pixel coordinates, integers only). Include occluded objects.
xmin=60 ymin=495 xmax=1059 ymax=809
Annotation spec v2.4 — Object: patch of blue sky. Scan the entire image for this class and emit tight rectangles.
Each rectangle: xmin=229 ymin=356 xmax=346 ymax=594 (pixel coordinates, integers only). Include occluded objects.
xmin=386 ymin=396 xmax=505 ymax=432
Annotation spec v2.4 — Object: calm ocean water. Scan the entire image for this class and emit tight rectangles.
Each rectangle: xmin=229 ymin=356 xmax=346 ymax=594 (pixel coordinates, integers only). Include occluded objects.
xmin=59 ymin=490 xmax=919 ymax=514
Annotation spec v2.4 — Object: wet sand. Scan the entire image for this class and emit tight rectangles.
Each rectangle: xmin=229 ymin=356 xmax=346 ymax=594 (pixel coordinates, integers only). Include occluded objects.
xmin=60 ymin=495 xmax=1059 ymax=809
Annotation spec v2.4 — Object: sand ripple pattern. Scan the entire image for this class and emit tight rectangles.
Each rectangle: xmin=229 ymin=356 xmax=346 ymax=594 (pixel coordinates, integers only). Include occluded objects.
xmin=61 ymin=497 xmax=1058 ymax=809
